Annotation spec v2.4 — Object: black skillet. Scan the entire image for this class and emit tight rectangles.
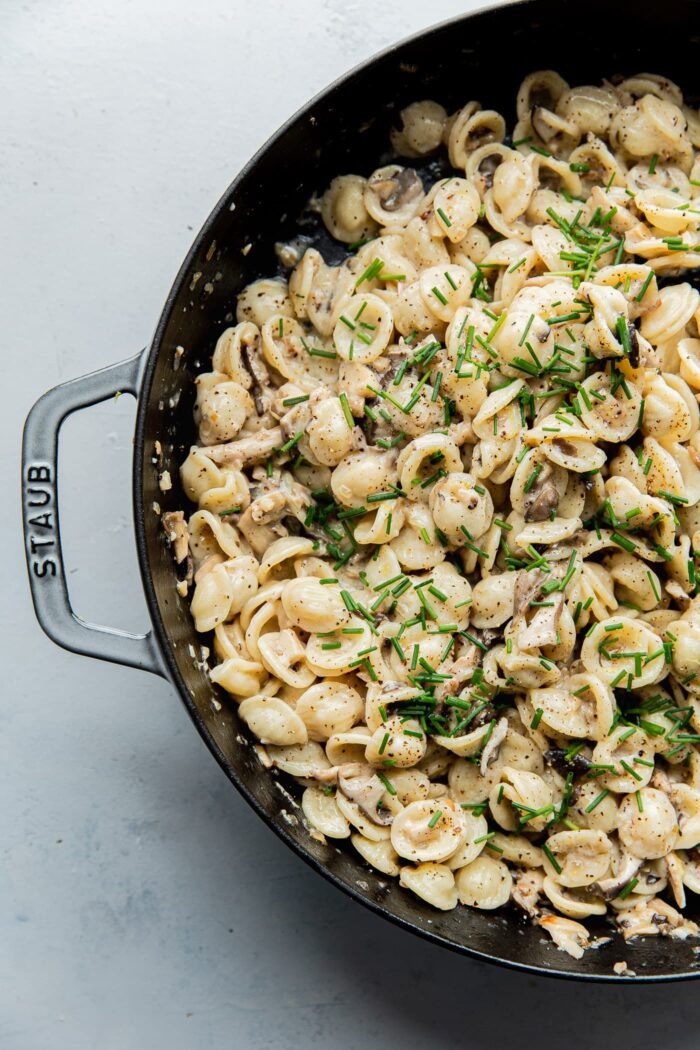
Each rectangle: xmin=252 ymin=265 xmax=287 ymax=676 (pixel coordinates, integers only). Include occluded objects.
xmin=21 ymin=0 xmax=700 ymax=980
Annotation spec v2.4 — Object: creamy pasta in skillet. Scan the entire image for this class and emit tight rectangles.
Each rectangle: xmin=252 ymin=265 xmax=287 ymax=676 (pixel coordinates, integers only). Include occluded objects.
xmin=164 ymin=71 xmax=700 ymax=958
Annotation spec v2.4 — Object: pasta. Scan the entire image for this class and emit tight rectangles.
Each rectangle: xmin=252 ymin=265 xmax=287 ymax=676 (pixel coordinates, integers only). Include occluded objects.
xmin=166 ymin=70 xmax=700 ymax=956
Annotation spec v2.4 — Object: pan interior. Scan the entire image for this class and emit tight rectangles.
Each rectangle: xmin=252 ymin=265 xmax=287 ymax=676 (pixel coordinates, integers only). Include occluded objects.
xmin=135 ymin=0 xmax=700 ymax=979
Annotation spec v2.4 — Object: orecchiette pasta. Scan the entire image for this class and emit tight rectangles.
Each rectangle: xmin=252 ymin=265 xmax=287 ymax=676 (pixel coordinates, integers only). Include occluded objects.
xmin=455 ymin=855 xmax=513 ymax=909
xmin=391 ymin=799 xmax=467 ymax=862
xmin=166 ymin=68 xmax=700 ymax=955
xmin=399 ymin=862 xmax=459 ymax=910
xmin=302 ymin=787 xmax=351 ymax=839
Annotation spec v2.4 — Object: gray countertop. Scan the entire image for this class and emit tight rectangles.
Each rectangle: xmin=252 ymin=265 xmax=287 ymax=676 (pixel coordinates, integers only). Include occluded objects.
xmin=4 ymin=0 xmax=700 ymax=1045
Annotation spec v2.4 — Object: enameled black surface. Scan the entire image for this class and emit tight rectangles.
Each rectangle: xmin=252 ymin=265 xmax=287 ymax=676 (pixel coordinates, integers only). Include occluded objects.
xmin=133 ymin=0 xmax=700 ymax=979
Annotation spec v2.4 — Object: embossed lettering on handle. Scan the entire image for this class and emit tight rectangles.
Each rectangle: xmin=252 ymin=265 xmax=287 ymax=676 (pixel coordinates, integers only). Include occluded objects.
xmin=24 ymin=463 xmax=58 ymax=580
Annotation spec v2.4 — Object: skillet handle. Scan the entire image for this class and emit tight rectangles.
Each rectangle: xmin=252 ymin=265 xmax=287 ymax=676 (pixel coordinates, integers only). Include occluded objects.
xmin=21 ymin=353 xmax=164 ymax=677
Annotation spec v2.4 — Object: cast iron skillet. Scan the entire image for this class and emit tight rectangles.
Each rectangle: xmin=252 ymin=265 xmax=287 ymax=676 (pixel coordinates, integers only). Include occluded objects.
xmin=21 ymin=0 xmax=700 ymax=981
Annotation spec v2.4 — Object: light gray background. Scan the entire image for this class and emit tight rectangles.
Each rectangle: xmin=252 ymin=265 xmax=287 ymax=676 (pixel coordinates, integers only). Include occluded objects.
xmin=4 ymin=1 xmax=700 ymax=1046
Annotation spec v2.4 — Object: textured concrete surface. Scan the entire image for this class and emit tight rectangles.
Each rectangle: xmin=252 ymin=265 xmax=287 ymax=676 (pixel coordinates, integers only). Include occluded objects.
xmin=4 ymin=1 xmax=700 ymax=1046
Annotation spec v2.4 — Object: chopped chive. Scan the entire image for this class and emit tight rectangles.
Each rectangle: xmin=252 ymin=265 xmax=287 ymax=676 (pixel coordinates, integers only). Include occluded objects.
xmin=355 ymin=257 xmax=384 ymax=288
xmin=646 ymin=571 xmax=661 ymax=604
xmin=658 ymin=490 xmax=689 ymax=506
xmin=389 ymin=637 xmax=406 ymax=663
xmin=366 ymin=490 xmax=400 ymax=504
xmin=619 ymin=760 xmax=643 ymax=782
xmin=354 ymin=299 xmax=369 ymax=322
xmin=340 ymin=590 xmax=356 ymax=612
xmin=611 ymin=532 xmax=636 ymax=553
xmin=635 ymin=270 xmax=654 ymax=302
xmin=585 ymin=789 xmax=610 ymax=813
xmin=278 ymin=431 xmax=304 ymax=453
xmin=615 ymin=316 xmax=633 ymax=355
xmin=338 ymin=391 xmax=354 ymax=429
xmin=618 ymin=877 xmax=639 ymax=900
xmin=542 ymin=843 xmax=562 ymax=874
xmin=523 ymin=463 xmax=543 ymax=494
xmin=518 ymin=313 xmax=534 ymax=348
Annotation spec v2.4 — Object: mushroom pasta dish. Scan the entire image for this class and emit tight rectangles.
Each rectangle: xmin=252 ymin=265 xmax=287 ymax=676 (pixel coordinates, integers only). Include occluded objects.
xmin=165 ymin=70 xmax=700 ymax=958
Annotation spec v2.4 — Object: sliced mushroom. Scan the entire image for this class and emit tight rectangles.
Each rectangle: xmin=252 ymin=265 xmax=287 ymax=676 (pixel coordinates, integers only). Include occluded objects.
xmin=680 ymin=848 xmax=700 ymax=894
xmin=470 ymin=626 xmax=503 ymax=649
xmin=666 ymin=579 xmax=692 ymax=610
xmin=249 ymin=489 xmax=288 ymax=525
xmin=237 ymin=495 xmax=289 ymax=556
xmin=162 ymin=510 xmax=193 ymax=586
xmin=666 ymin=852 xmax=686 ymax=910
xmin=240 ymin=338 xmax=273 ymax=415
xmin=545 ymin=748 xmax=592 ymax=776
xmin=380 ymin=347 xmax=413 ymax=388
xmin=162 ymin=510 xmax=189 ymax=565
xmin=202 ymin=427 xmax=284 ymax=467
xmin=615 ymin=897 xmax=699 ymax=941
xmin=278 ymin=397 xmax=311 ymax=440
xmin=337 ymin=763 xmax=393 ymax=825
xmin=480 ymin=716 xmax=508 ymax=776
xmin=523 ymin=461 xmax=560 ymax=521
xmin=371 ymin=168 xmax=423 ymax=212
xmin=589 ymin=852 xmax=642 ymax=900
xmin=538 ymin=914 xmax=592 ymax=959
xmin=435 ymin=652 xmax=482 ymax=702
xmin=236 ymin=473 xmax=314 ymax=556
xmin=513 ymin=568 xmax=550 ymax=618
xmin=512 ymin=867 xmax=545 ymax=918
xmin=517 ymin=592 xmax=564 ymax=650
xmin=338 ymin=360 xmax=376 ymax=417
xmin=255 ymin=476 xmax=312 ymax=525
xmin=309 ymin=765 xmax=342 ymax=785
xmin=280 ymin=475 xmax=315 ymax=521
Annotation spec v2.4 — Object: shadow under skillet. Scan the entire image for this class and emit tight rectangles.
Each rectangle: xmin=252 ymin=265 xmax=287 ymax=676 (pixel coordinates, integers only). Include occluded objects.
xmin=138 ymin=723 xmax=700 ymax=1049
